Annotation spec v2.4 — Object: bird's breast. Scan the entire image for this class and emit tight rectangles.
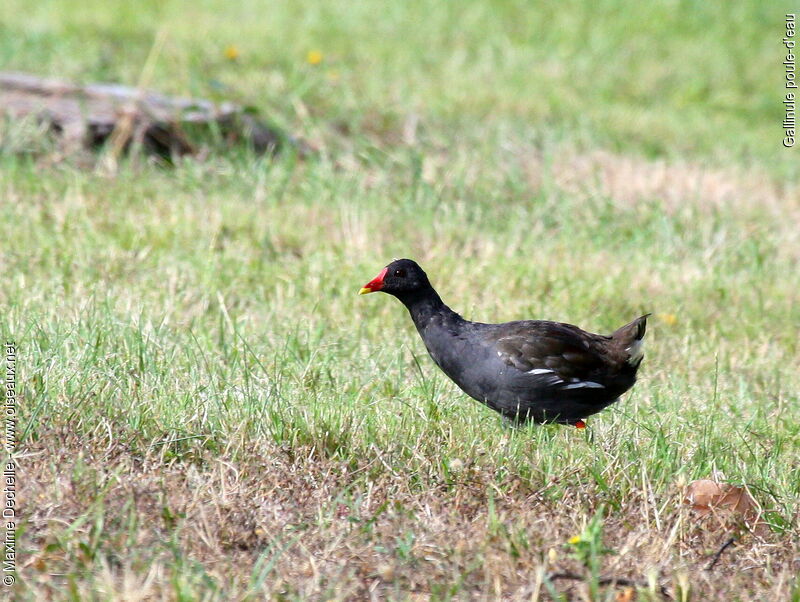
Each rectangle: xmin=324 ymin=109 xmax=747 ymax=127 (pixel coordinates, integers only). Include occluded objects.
xmin=420 ymin=327 xmax=505 ymax=401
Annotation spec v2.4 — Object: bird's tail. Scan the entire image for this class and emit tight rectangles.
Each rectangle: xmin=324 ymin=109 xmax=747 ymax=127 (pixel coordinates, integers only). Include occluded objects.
xmin=612 ymin=314 xmax=650 ymax=366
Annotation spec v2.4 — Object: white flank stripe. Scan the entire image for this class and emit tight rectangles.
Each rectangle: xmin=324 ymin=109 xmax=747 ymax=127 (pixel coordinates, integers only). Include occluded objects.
xmin=527 ymin=368 xmax=554 ymax=375
xmin=562 ymin=381 xmax=605 ymax=390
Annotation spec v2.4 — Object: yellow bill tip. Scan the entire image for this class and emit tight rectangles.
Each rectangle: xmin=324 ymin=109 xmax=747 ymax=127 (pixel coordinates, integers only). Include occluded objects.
xmin=358 ymin=287 xmax=373 ymax=295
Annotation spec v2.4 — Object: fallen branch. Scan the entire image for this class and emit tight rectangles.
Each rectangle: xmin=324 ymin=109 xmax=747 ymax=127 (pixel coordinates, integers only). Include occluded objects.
xmin=547 ymin=571 xmax=672 ymax=599
xmin=705 ymin=537 xmax=736 ymax=571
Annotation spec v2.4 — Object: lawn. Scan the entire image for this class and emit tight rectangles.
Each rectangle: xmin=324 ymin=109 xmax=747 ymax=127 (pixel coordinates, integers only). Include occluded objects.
xmin=3 ymin=1 xmax=799 ymax=599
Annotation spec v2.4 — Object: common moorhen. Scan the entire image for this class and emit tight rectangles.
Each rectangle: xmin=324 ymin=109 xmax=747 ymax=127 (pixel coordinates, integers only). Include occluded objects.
xmin=360 ymin=259 xmax=648 ymax=427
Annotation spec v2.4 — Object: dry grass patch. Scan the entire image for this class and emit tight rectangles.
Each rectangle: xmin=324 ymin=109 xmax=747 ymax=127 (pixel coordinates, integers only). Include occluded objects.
xmin=19 ymin=427 xmax=798 ymax=600
xmin=525 ymin=149 xmax=798 ymax=219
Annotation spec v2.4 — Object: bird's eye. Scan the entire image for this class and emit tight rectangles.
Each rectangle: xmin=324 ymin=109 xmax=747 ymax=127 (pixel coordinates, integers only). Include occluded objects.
xmin=394 ymin=268 xmax=406 ymax=277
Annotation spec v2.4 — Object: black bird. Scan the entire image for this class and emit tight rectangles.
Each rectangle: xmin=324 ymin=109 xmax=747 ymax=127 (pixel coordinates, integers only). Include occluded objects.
xmin=360 ymin=259 xmax=648 ymax=427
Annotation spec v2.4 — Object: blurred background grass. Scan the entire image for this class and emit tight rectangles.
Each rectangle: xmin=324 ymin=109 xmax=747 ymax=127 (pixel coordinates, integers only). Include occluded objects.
xmin=2 ymin=0 xmax=796 ymax=174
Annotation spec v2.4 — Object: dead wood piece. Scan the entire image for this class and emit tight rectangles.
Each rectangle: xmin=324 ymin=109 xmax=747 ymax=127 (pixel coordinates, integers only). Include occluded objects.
xmin=0 ymin=71 xmax=284 ymax=159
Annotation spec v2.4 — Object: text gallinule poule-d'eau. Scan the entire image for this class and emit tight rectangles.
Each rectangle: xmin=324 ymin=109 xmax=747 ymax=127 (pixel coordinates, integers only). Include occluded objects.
xmin=360 ymin=259 xmax=649 ymax=427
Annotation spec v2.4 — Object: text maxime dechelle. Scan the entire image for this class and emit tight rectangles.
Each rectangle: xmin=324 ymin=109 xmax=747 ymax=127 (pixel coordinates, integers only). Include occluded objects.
xmin=3 ymin=341 xmax=16 ymax=587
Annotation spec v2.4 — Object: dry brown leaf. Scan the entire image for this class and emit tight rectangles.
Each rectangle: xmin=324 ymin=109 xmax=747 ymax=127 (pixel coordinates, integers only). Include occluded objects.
xmin=684 ymin=479 xmax=770 ymax=537
xmin=684 ymin=479 xmax=756 ymax=517
xmin=615 ymin=586 xmax=636 ymax=602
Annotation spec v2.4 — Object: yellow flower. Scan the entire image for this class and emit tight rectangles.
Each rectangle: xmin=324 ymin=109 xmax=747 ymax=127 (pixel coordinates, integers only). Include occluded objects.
xmin=307 ymin=50 xmax=323 ymax=65
xmin=657 ymin=312 xmax=678 ymax=326
xmin=224 ymin=45 xmax=240 ymax=61
xmin=568 ymin=535 xmax=581 ymax=545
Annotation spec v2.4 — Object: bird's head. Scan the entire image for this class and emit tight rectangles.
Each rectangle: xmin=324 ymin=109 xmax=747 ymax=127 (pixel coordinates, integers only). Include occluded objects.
xmin=359 ymin=258 xmax=431 ymax=298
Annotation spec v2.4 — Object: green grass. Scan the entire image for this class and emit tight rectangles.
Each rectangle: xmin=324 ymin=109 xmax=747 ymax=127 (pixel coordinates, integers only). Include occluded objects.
xmin=3 ymin=1 xmax=800 ymax=599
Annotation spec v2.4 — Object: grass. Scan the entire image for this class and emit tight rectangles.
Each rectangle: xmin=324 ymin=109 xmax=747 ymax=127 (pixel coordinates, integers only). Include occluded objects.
xmin=3 ymin=1 xmax=800 ymax=599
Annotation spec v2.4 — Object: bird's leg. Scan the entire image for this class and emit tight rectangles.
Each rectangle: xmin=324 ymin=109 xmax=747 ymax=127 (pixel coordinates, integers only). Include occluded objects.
xmin=501 ymin=416 xmax=520 ymax=430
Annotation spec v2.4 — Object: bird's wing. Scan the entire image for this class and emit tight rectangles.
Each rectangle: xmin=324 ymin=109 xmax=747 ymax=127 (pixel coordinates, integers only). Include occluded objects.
xmin=490 ymin=321 xmax=611 ymax=387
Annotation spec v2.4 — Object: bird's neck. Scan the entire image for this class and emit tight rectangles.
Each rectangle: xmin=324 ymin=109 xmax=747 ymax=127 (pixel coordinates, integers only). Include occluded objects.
xmin=398 ymin=288 xmax=462 ymax=331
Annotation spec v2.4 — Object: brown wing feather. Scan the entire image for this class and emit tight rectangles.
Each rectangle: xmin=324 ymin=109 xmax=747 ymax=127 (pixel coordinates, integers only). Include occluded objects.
xmin=492 ymin=321 xmax=611 ymax=380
